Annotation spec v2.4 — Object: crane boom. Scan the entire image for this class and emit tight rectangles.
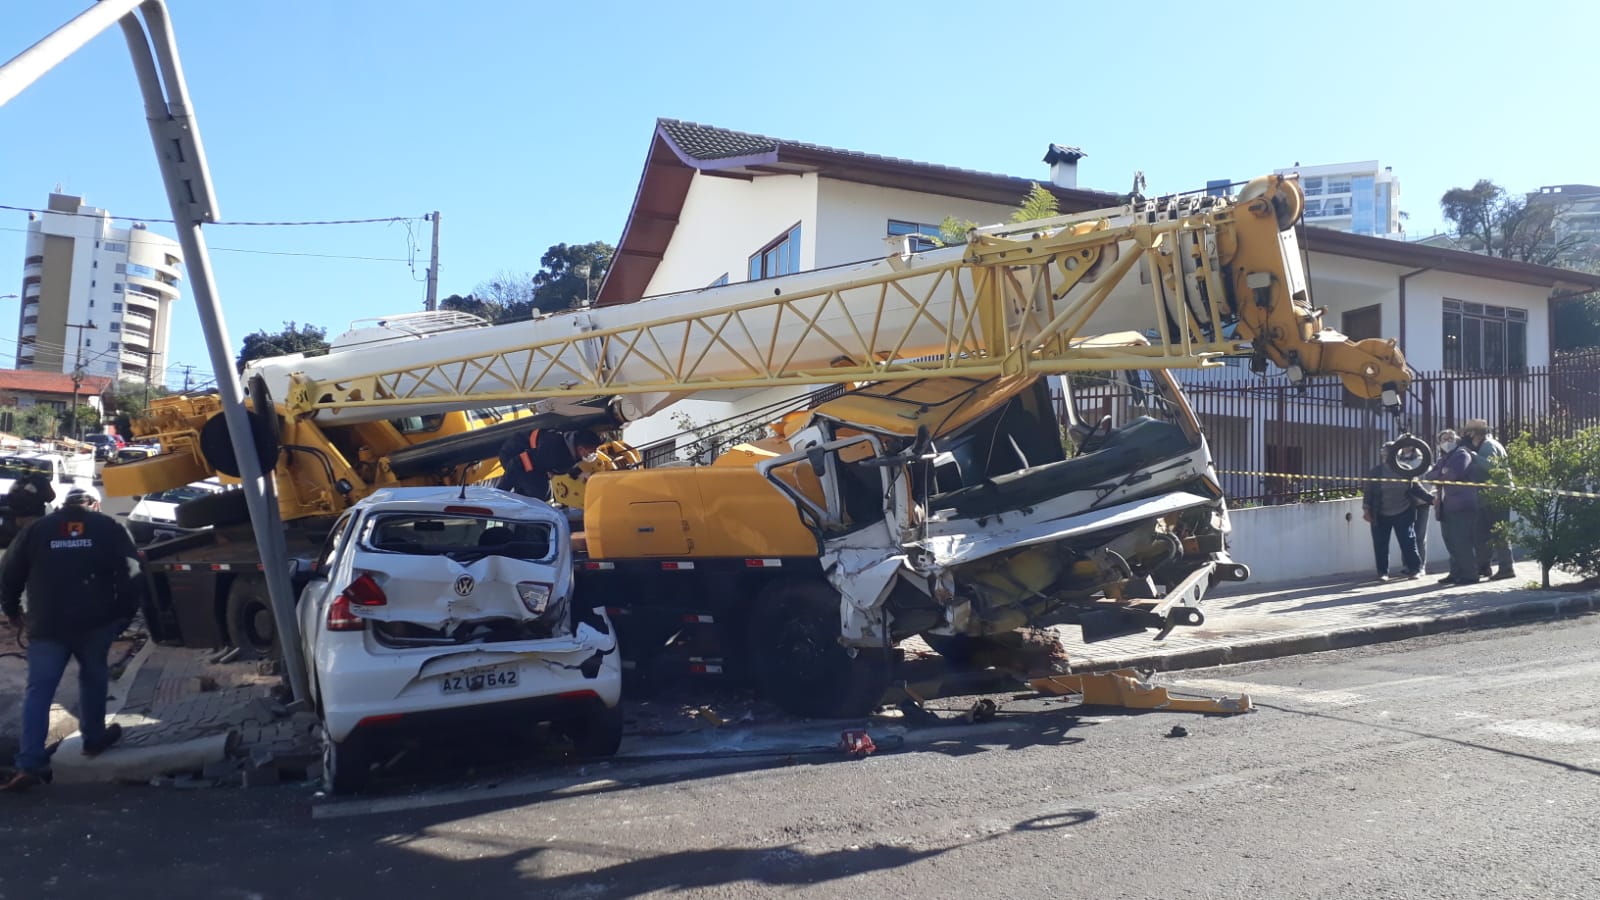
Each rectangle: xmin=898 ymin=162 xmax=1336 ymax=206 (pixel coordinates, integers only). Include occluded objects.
xmin=263 ymin=175 xmax=1412 ymax=425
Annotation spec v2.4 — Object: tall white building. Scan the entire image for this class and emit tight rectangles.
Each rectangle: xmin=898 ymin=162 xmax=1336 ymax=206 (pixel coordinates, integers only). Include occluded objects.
xmin=16 ymin=192 xmax=183 ymax=383
xmin=1273 ymin=161 xmax=1403 ymax=238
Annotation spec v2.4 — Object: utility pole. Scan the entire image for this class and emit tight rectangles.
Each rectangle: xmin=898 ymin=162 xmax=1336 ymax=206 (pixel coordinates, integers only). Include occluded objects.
xmin=424 ymin=210 xmax=441 ymax=312
xmin=65 ymin=321 xmax=96 ymax=440
xmin=180 ymin=363 xmax=194 ymax=393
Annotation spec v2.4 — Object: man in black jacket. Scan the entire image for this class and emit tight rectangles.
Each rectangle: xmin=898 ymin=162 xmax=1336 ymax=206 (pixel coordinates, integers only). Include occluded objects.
xmin=496 ymin=428 xmax=603 ymax=501
xmin=0 ymin=483 xmax=145 ymax=792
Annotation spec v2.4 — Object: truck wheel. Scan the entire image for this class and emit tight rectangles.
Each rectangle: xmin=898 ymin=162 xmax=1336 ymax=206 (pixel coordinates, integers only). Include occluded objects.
xmin=563 ymin=703 xmax=624 ymax=758
xmin=176 ymin=489 xmax=251 ymax=530
xmin=748 ymin=580 xmax=891 ymax=719
xmin=321 ymin=727 xmax=372 ymax=795
xmin=226 ymin=576 xmax=280 ymax=660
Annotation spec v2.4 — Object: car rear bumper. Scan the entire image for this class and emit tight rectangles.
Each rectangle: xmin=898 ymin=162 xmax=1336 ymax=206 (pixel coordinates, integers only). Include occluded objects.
xmin=339 ymin=689 xmax=614 ymax=745
xmin=318 ymin=638 xmax=622 ymax=743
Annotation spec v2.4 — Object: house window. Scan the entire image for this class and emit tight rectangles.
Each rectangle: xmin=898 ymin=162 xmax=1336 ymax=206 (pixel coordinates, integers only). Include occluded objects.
xmin=1325 ymin=178 xmax=1352 ymax=195
xmin=103 ymin=241 xmax=127 ymax=252
xmin=1302 ymin=177 xmax=1323 ymax=196
xmin=113 ymin=283 xmax=124 ymax=293
xmin=107 ymin=342 xmax=119 ymax=350
xmin=748 ymin=224 xmax=802 ymax=281
xmin=1442 ymin=299 xmax=1528 ymax=373
xmin=110 ymin=323 xmax=121 ymax=333
xmin=888 ymin=219 xmax=945 ymax=253
xmin=112 ymin=303 xmax=122 ymax=312
xmin=708 ymin=273 xmax=729 ymax=288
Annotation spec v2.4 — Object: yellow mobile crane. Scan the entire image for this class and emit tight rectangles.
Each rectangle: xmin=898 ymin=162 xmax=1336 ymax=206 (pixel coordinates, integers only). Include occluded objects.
xmin=103 ymin=175 xmax=1417 ymax=714
xmin=5 ymin=4 xmax=1416 ymax=713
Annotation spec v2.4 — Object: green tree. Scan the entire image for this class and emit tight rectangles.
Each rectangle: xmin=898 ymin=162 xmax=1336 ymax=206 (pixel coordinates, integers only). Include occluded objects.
xmin=68 ymin=404 xmax=99 ymax=437
xmin=16 ymin=404 xmax=60 ymax=440
xmin=532 ymin=242 xmax=614 ymax=313
xmin=1501 ymin=427 xmax=1600 ymax=588
xmin=1439 ymin=179 xmax=1583 ymax=266
xmin=236 ymin=321 xmax=330 ymax=371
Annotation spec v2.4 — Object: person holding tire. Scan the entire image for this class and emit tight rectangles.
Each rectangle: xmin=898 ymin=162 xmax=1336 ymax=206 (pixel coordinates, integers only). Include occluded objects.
xmin=0 ymin=482 xmax=144 ymax=792
xmin=1362 ymin=446 xmax=1421 ymax=582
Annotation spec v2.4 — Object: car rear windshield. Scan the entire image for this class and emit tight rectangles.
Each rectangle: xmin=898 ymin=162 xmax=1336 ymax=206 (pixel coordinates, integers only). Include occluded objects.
xmin=361 ymin=513 xmax=555 ymax=562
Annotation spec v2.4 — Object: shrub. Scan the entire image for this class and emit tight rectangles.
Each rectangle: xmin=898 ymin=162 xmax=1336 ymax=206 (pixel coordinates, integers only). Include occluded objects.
xmin=1501 ymin=426 xmax=1600 ymax=587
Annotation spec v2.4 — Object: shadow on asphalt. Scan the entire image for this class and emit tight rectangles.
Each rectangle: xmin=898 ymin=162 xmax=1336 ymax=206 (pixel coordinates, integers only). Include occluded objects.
xmin=342 ymin=695 xmax=1096 ymax=800
xmin=378 ymin=808 xmax=1098 ymax=895
xmin=1254 ymin=701 xmax=1600 ymax=778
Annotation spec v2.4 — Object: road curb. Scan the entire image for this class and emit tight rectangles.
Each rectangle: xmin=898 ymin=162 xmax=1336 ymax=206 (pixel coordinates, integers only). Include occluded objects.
xmin=1074 ymin=590 xmax=1600 ymax=674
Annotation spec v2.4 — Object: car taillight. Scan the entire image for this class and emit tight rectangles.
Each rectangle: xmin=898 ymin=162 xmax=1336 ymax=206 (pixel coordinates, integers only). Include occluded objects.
xmin=326 ymin=595 xmax=365 ymax=632
xmin=343 ymin=573 xmax=387 ymax=606
xmin=516 ymin=582 xmax=553 ymax=615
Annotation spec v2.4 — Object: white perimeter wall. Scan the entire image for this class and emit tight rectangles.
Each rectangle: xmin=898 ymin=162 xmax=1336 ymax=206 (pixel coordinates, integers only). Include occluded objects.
xmin=1227 ymin=498 xmax=1450 ymax=585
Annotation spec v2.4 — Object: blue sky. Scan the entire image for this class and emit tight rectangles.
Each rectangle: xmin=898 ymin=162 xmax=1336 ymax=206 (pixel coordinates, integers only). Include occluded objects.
xmin=2 ymin=0 xmax=1595 ymax=389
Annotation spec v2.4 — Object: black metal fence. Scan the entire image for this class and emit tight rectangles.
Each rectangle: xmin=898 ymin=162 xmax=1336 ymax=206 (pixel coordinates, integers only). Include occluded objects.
xmin=1059 ymin=361 xmax=1600 ymax=506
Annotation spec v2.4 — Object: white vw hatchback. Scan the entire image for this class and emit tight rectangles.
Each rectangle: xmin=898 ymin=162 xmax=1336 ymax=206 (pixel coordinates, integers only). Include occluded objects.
xmin=297 ymin=486 xmax=622 ymax=793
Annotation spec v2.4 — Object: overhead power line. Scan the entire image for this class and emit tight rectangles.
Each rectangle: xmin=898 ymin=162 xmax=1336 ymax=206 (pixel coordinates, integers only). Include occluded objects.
xmin=0 ymin=202 xmax=419 ymax=228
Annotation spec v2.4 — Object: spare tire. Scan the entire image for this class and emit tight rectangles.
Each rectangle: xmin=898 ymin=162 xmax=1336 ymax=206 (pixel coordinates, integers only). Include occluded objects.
xmin=1385 ymin=434 xmax=1433 ymax=477
xmin=176 ymin=489 xmax=251 ymax=530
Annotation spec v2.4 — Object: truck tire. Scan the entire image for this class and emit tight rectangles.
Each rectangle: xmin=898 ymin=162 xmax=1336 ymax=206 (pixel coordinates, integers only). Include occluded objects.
xmin=748 ymin=579 xmax=891 ymax=719
xmin=225 ymin=575 xmax=280 ymax=660
xmin=175 ymin=489 xmax=251 ymax=530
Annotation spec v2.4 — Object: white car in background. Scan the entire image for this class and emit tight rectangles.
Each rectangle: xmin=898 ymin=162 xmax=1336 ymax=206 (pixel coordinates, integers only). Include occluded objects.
xmin=297 ymin=486 xmax=622 ymax=794
xmin=127 ymin=479 xmax=226 ymax=538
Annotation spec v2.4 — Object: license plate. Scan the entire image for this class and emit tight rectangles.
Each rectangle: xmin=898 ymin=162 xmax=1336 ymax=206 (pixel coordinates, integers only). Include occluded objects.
xmin=439 ymin=665 xmax=519 ymax=694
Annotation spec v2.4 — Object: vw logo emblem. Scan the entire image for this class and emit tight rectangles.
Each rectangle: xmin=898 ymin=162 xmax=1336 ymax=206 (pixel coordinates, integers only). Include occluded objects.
xmin=453 ymin=575 xmax=475 ymax=596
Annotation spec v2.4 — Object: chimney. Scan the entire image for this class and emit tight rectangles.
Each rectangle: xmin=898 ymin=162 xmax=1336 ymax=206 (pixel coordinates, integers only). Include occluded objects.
xmin=1043 ymin=144 xmax=1086 ymax=190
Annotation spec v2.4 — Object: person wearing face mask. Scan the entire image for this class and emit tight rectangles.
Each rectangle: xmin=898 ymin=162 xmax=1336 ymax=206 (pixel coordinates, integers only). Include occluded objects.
xmin=496 ymin=428 xmax=604 ymax=502
xmin=1424 ymin=429 xmax=1481 ymax=586
xmin=1460 ymin=418 xmax=1515 ymax=580
xmin=1362 ymin=445 xmax=1422 ymax=582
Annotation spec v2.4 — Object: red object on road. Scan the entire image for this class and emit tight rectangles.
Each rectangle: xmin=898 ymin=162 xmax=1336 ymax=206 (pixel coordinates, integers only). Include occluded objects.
xmin=839 ymin=729 xmax=877 ymax=757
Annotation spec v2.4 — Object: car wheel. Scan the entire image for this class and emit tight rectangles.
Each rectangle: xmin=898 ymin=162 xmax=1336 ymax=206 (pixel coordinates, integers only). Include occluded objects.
xmin=321 ymin=727 xmax=372 ymax=795
xmin=225 ymin=576 xmax=280 ymax=660
xmin=747 ymin=579 xmax=891 ymax=719
xmin=564 ymin=703 xmax=624 ymax=758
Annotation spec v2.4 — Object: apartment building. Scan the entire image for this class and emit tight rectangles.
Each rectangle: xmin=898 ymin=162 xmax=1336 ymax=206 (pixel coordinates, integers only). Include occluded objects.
xmin=1273 ymin=161 xmax=1403 ymax=238
xmin=15 ymin=192 xmax=183 ymax=382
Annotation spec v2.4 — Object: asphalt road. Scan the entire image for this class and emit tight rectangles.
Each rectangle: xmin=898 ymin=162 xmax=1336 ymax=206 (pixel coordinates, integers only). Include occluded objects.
xmin=3 ymin=614 xmax=1599 ymax=899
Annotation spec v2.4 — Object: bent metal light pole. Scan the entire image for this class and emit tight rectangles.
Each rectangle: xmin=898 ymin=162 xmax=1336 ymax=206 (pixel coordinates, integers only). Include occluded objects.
xmin=0 ymin=0 xmax=309 ymax=703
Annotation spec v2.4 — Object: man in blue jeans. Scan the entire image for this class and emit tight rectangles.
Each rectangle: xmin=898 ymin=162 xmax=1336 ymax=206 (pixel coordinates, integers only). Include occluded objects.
xmin=1 ymin=485 xmax=144 ymax=792
xmin=1362 ymin=449 xmax=1422 ymax=582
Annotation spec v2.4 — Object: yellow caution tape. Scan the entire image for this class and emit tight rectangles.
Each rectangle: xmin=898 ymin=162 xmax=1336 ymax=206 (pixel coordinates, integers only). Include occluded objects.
xmin=1214 ymin=470 xmax=1600 ymax=501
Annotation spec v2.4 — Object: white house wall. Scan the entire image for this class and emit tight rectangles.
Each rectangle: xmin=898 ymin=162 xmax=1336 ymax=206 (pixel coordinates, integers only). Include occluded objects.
xmin=1396 ymin=270 xmax=1551 ymax=372
xmin=813 ymin=180 xmax=1016 ymax=267
xmin=645 ymin=172 xmax=819 ymax=295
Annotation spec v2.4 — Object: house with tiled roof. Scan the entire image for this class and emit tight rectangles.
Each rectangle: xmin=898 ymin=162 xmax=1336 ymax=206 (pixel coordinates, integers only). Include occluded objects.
xmin=0 ymin=367 xmax=112 ymax=417
xmin=598 ymin=120 xmax=1600 ymax=501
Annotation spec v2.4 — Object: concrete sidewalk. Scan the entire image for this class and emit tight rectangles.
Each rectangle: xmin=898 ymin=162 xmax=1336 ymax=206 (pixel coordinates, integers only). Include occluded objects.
xmin=12 ymin=563 xmax=1599 ymax=786
xmin=1055 ymin=564 xmax=1600 ymax=672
